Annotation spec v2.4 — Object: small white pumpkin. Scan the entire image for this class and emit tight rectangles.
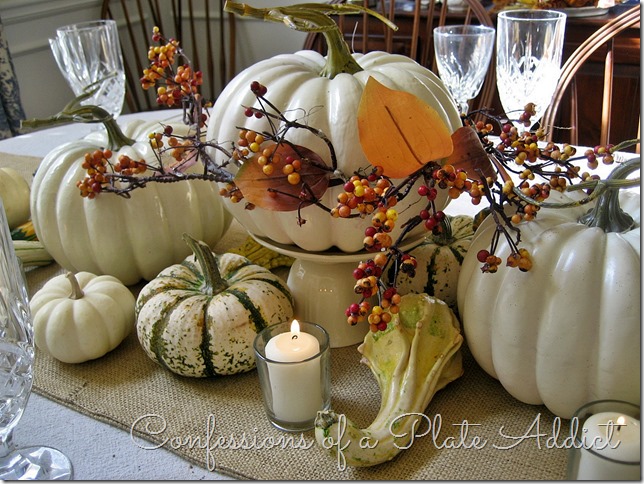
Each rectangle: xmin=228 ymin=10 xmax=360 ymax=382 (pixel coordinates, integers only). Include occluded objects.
xmin=0 ymin=167 xmax=30 ymax=229
xmin=31 ymin=271 xmax=135 ymax=364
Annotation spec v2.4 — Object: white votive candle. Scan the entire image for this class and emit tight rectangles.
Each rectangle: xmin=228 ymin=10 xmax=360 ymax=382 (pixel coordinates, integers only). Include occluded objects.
xmin=264 ymin=320 xmax=323 ymax=423
xmin=576 ymin=412 xmax=641 ymax=480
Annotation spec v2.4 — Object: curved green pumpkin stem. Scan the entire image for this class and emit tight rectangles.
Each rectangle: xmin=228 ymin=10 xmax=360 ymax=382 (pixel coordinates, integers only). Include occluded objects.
xmin=578 ymin=157 xmax=640 ymax=233
xmin=182 ymin=234 xmax=229 ymax=296
xmin=433 ymin=215 xmax=454 ymax=245
xmin=224 ymin=1 xmax=397 ymax=79
xmin=21 ymin=92 xmax=135 ymax=151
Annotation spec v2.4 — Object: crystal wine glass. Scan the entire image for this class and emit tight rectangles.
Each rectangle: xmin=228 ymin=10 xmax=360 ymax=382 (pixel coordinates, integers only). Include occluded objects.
xmin=0 ymin=198 xmax=73 ymax=480
xmin=495 ymin=9 xmax=567 ymax=128
xmin=433 ymin=24 xmax=495 ymax=115
xmin=49 ymin=19 xmax=126 ymax=118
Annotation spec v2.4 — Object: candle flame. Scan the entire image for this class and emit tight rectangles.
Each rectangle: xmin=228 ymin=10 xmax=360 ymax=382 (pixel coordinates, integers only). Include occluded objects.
xmin=616 ymin=415 xmax=626 ymax=431
xmin=290 ymin=319 xmax=300 ymax=334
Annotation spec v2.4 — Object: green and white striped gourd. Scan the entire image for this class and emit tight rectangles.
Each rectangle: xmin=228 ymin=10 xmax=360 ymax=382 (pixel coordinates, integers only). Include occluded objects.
xmin=135 ymin=234 xmax=294 ymax=377
xmin=12 ymin=240 xmax=54 ymax=267
xmin=393 ymin=215 xmax=474 ymax=312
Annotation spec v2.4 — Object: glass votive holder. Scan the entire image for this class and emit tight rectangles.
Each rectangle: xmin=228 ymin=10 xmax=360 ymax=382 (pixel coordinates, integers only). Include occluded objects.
xmin=567 ymin=400 xmax=641 ymax=481
xmin=253 ymin=320 xmax=331 ymax=432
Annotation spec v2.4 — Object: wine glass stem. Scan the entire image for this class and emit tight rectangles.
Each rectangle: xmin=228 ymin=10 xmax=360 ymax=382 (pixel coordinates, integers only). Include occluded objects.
xmin=457 ymin=100 xmax=469 ymax=116
xmin=0 ymin=430 xmax=14 ymax=458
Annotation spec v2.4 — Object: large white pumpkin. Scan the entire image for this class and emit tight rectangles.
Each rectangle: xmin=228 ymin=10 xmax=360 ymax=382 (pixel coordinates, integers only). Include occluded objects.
xmin=31 ymin=119 xmax=232 ymax=285
xmin=207 ymin=50 xmax=461 ymax=252
xmin=457 ymin=187 xmax=640 ymax=418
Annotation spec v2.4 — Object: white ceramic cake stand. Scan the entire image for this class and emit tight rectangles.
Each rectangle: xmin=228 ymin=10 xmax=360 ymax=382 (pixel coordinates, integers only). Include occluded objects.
xmin=251 ymin=233 xmax=426 ymax=348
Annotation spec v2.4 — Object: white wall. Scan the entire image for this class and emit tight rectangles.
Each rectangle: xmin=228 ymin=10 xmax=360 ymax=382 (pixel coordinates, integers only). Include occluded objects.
xmin=0 ymin=0 xmax=309 ymax=120
xmin=0 ymin=0 xmax=103 ymax=119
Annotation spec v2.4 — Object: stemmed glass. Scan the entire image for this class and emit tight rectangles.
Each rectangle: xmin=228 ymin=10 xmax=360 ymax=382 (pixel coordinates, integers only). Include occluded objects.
xmin=0 ymin=198 xmax=73 ymax=480
xmin=495 ymin=9 xmax=567 ymax=128
xmin=433 ymin=25 xmax=495 ymax=115
xmin=49 ymin=19 xmax=126 ymax=118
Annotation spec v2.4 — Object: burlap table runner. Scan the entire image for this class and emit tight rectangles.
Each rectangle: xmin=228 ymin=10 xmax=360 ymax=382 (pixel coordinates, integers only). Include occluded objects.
xmin=9 ymin=151 xmax=568 ymax=480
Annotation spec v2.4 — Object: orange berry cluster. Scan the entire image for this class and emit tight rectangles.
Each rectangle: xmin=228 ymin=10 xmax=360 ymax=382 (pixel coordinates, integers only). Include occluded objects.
xmin=584 ymin=144 xmax=615 ymax=170
xmin=113 ymin=155 xmax=147 ymax=176
xmin=331 ymin=168 xmax=411 ymax=252
xmin=488 ymin=122 xmax=589 ymax=225
xmin=146 ymin=125 xmax=210 ymax=170
xmin=477 ymin=248 xmax=532 ymax=273
xmin=363 ymin=208 xmax=398 ymax=251
xmin=541 ymin=140 xmax=576 ymax=162
xmin=432 ymin=163 xmax=472 ymax=200
xmin=518 ymin=102 xmax=536 ymax=127
xmin=467 ymin=180 xmax=485 ymax=207
xmin=77 ymin=149 xmax=111 ymax=198
xmin=547 ymin=163 xmax=586 ymax=193
xmin=346 ymin=254 xmax=404 ymax=332
xmin=476 ymin=249 xmax=504 ymax=273
xmin=140 ymin=27 xmax=203 ymax=108
xmin=364 ymin=287 xmax=402 ymax=333
xmin=340 ymin=161 xmax=481 ymax=331
xmin=332 ymin=168 xmax=391 ymax=218
xmin=506 ymin=248 xmax=533 ymax=272
xmin=498 ymin=178 xmax=548 ymax=224
xmin=218 ymin=182 xmax=244 ymax=204
xmin=219 ymin=82 xmax=315 ymax=208
xmin=237 ymin=130 xmax=305 ymax=185
xmin=352 ymin=252 xmax=387 ymax=298
xmin=373 ymin=287 xmax=402 ymax=324
xmin=472 ymin=120 xmax=495 ymax=137
xmin=77 ymin=150 xmax=146 ymax=198
xmin=345 ymin=301 xmax=372 ymax=327
xmin=236 ymin=129 xmax=265 ymax=159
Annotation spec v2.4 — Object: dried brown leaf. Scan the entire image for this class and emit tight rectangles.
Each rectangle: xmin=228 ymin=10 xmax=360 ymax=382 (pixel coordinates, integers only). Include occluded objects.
xmin=447 ymin=126 xmax=496 ymax=179
xmin=234 ymin=142 xmax=330 ymax=211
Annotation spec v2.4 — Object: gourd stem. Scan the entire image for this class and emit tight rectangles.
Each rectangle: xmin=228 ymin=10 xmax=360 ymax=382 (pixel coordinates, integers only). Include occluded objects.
xmin=578 ymin=157 xmax=640 ymax=233
xmin=224 ymin=1 xmax=396 ymax=79
xmin=101 ymin=113 xmax=137 ymax=151
xmin=66 ymin=272 xmax=84 ymax=300
xmin=318 ymin=27 xmax=362 ymax=79
xmin=182 ymin=234 xmax=228 ymax=296
xmin=434 ymin=215 xmax=454 ymax=245
xmin=21 ymin=96 xmax=135 ymax=151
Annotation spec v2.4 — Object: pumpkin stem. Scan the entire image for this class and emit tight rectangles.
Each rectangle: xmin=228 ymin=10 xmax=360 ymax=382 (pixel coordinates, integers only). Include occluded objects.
xmin=224 ymin=1 xmax=396 ymax=79
xmin=578 ymin=157 xmax=640 ymax=233
xmin=66 ymin=272 xmax=84 ymax=300
xmin=433 ymin=215 xmax=454 ymax=246
xmin=21 ymin=93 xmax=135 ymax=150
xmin=182 ymin=234 xmax=228 ymax=296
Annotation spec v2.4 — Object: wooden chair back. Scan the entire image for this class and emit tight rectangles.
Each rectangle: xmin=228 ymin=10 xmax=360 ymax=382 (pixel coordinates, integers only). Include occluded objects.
xmin=302 ymin=0 xmax=496 ymax=116
xmin=101 ymin=0 xmax=237 ymax=113
xmin=541 ymin=5 xmax=640 ymax=149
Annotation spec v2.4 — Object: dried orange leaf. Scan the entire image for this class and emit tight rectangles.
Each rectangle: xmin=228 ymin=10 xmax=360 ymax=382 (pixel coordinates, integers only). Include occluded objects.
xmin=234 ymin=142 xmax=330 ymax=211
xmin=357 ymin=77 xmax=454 ymax=179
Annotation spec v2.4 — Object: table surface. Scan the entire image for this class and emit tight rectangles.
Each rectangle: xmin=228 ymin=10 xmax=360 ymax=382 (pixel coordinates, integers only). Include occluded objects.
xmin=5 ymin=109 xmax=638 ymax=480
